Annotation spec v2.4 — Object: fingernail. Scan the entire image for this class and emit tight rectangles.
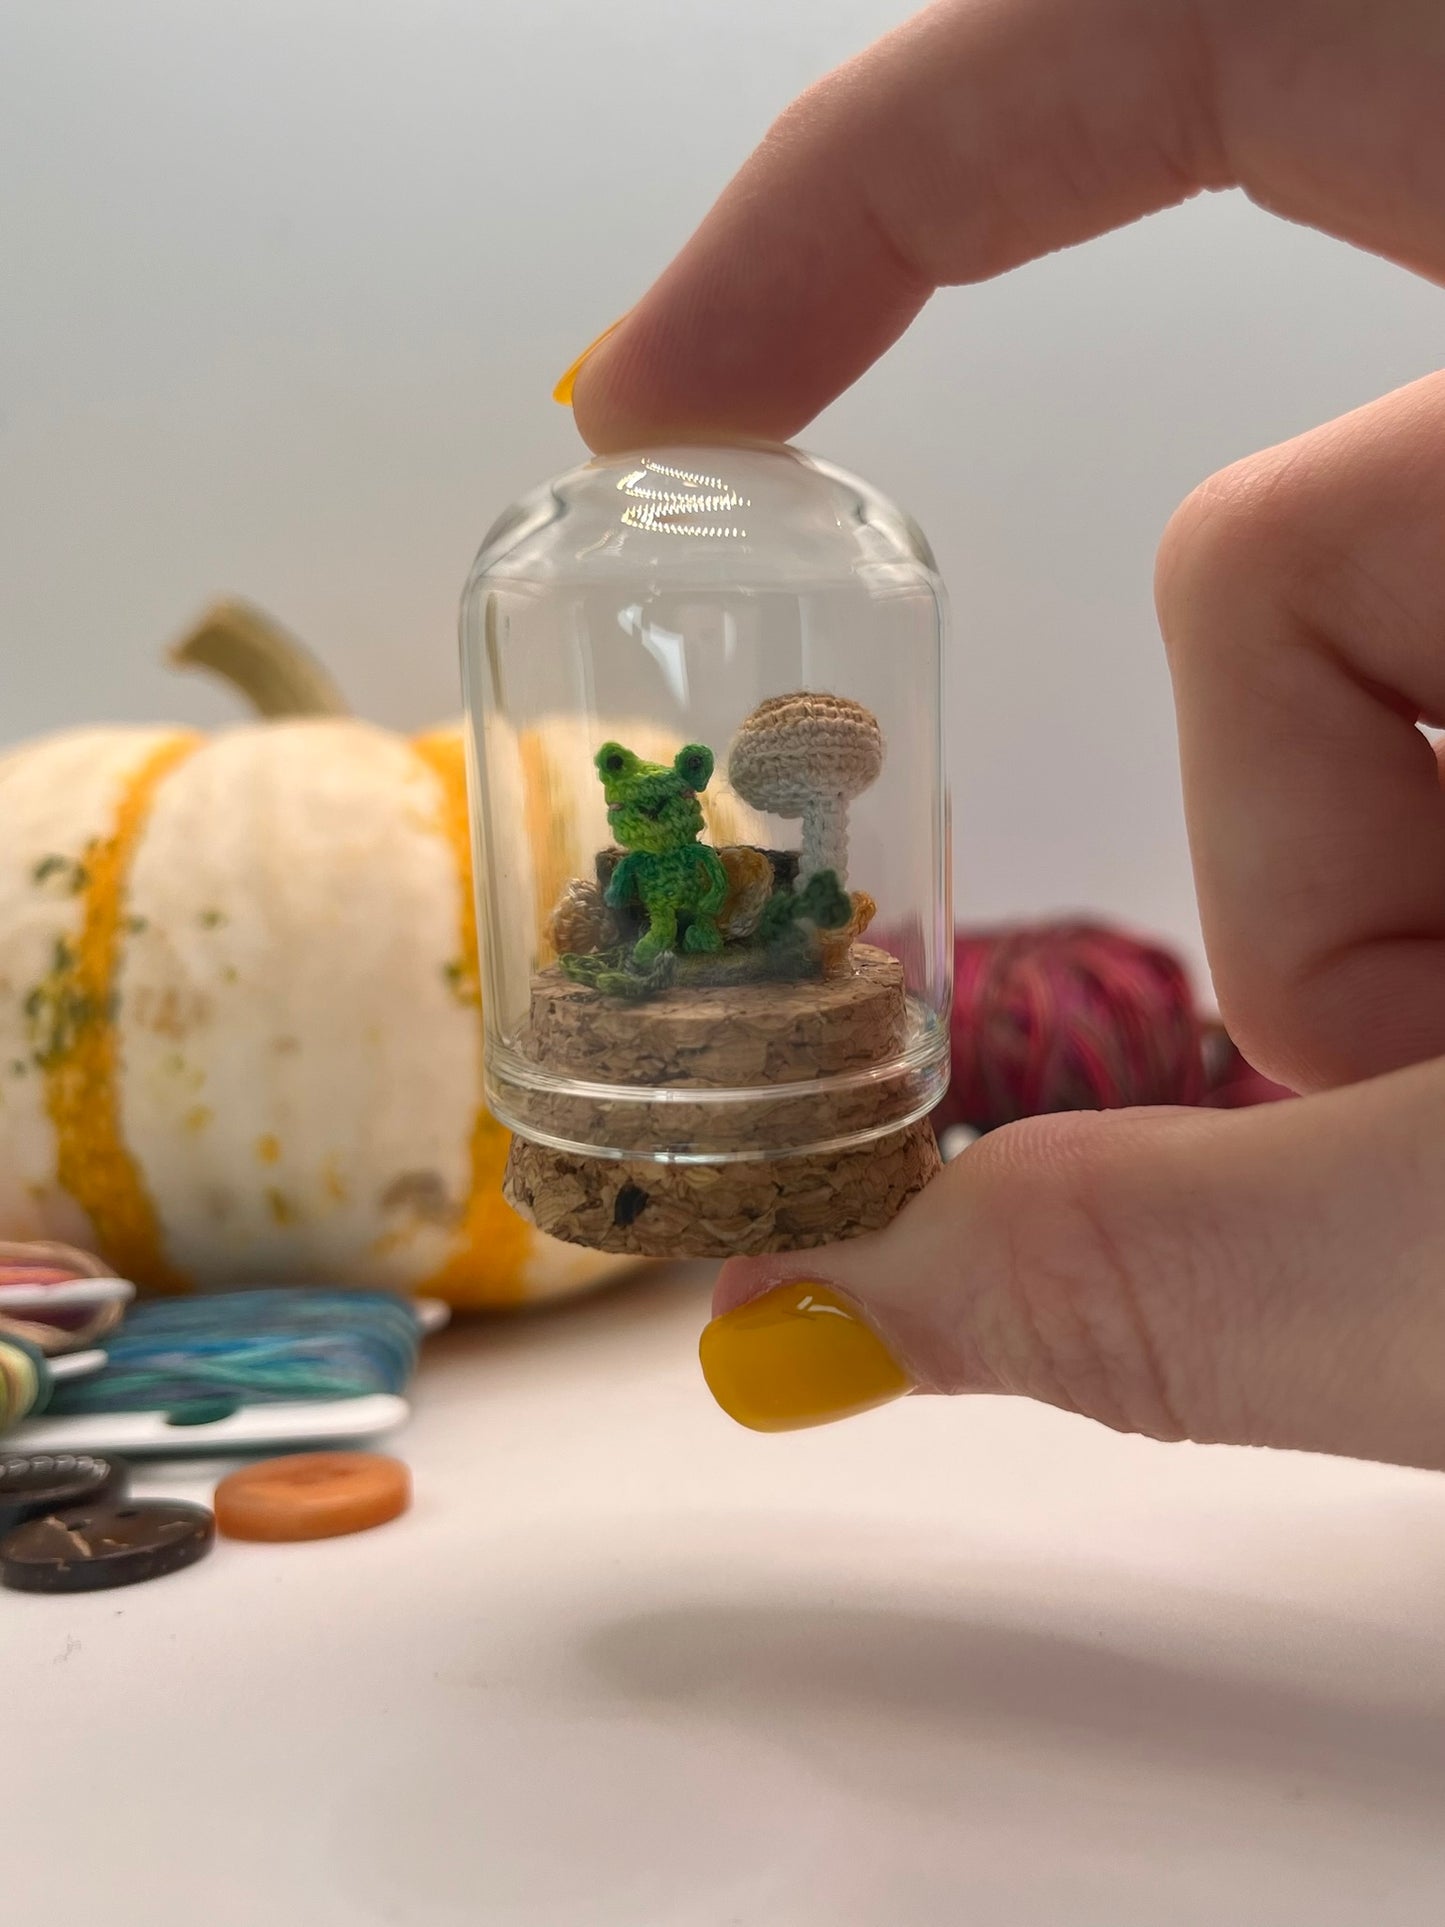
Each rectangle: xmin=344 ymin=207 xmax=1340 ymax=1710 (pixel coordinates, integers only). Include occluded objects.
xmin=552 ymin=318 xmax=626 ymax=405
xmin=699 ymin=1282 xmax=912 ymax=1433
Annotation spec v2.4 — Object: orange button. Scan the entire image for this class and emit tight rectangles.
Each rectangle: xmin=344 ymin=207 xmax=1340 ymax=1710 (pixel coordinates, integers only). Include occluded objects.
xmin=214 ymin=1452 xmax=411 ymax=1542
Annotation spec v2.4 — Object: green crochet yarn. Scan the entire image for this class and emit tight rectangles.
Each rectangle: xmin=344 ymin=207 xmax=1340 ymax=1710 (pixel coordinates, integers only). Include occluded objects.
xmin=558 ymin=945 xmax=677 ymax=1000
xmin=755 ymin=868 xmax=851 ymax=945
xmin=557 ymin=867 xmax=853 ymax=1002
xmin=595 ymin=741 xmax=729 ymax=965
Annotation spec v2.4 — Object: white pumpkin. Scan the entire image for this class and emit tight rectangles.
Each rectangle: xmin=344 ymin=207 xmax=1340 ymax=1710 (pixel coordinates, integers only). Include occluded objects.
xmin=0 ymin=603 xmax=753 ymax=1306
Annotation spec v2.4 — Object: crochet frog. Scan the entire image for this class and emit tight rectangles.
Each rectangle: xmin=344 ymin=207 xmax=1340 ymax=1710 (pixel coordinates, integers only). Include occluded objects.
xmin=594 ymin=741 xmax=728 ymax=965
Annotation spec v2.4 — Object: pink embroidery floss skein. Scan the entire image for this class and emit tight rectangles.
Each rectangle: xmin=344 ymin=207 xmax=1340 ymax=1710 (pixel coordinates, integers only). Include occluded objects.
xmin=940 ymin=921 xmax=1211 ymax=1134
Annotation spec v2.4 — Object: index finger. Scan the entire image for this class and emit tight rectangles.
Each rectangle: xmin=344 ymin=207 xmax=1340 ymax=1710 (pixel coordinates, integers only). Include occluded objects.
xmin=569 ymin=0 xmax=1445 ymax=448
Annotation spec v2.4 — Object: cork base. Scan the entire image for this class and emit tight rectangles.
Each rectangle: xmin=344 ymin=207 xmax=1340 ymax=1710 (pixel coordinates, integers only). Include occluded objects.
xmin=500 ymin=944 xmax=931 ymax=1159
xmin=497 ymin=940 xmax=946 ymax=1255
xmin=503 ymin=1120 xmax=941 ymax=1259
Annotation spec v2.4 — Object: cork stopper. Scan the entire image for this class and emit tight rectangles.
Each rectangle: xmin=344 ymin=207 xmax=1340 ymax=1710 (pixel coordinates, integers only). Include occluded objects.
xmin=504 ymin=1121 xmax=940 ymax=1259
xmin=496 ymin=943 xmax=942 ymax=1255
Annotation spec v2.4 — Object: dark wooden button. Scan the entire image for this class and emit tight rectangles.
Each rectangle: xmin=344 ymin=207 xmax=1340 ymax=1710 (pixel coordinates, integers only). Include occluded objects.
xmin=0 ymin=1452 xmax=128 ymax=1534
xmin=0 ymin=1499 xmax=215 ymax=1593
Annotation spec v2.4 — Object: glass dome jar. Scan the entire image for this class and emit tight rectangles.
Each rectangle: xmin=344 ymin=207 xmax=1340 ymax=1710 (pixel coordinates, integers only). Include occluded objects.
xmin=460 ymin=443 xmax=950 ymax=1257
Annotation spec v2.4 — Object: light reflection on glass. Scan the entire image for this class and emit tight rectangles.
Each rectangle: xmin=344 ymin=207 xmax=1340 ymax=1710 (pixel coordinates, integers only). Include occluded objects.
xmin=617 ymin=457 xmax=750 ymax=538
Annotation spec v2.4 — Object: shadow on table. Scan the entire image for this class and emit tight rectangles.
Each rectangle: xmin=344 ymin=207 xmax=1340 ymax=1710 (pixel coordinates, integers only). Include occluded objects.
xmin=582 ymin=1595 xmax=1445 ymax=1819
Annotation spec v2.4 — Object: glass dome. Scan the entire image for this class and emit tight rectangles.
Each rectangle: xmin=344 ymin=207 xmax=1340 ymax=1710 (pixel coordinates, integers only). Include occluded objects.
xmin=460 ymin=442 xmax=951 ymax=1258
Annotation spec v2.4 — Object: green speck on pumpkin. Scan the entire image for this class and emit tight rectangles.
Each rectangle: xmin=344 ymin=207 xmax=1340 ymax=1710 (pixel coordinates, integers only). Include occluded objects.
xmin=441 ymin=957 xmax=479 ymax=1004
xmin=31 ymin=853 xmax=89 ymax=893
xmin=23 ymin=973 xmax=96 ymax=1070
xmin=266 ymin=1186 xmax=297 ymax=1227
xmin=126 ymin=914 xmax=149 ymax=935
xmin=199 ymin=908 xmax=226 ymax=929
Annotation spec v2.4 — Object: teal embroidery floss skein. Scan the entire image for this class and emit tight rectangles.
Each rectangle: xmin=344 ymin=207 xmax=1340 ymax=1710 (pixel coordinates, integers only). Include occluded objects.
xmin=44 ymin=1289 xmax=423 ymax=1426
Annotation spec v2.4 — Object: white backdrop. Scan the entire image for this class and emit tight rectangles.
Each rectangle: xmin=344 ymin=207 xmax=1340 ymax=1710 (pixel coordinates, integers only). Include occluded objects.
xmin=2 ymin=0 xmax=1440 ymax=988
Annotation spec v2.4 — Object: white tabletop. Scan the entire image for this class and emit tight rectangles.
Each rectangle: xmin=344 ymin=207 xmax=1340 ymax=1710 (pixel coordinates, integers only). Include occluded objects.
xmin=10 ymin=1265 xmax=1445 ymax=1926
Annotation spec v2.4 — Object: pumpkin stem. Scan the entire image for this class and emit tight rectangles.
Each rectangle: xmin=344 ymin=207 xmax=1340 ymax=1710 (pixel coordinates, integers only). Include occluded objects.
xmin=168 ymin=600 xmax=350 ymax=718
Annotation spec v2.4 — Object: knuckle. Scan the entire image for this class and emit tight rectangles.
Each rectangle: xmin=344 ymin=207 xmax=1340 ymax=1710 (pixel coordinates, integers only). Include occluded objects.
xmin=1154 ymin=449 xmax=1313 ymax=657
xmin=961 ymin=1113 xmax=1206 ymax=1442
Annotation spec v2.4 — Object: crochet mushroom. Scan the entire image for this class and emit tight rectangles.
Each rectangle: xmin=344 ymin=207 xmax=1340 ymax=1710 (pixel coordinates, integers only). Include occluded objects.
xmin=726 ymin=693 xmax=884 ymax=888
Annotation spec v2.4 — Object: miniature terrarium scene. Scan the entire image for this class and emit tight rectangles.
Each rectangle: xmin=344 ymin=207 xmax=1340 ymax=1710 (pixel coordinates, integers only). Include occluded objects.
xmin=461 ymin=446 xmax=951 ymax=1257
xmin=555 ymin=695 xmax=879 ymax=997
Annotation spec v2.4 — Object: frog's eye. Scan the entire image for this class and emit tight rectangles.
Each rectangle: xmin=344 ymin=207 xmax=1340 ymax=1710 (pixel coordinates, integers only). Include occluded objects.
xmin=595 ymin=742 xmax=635 ymax=781
xmin=673 ymin=744 xmax=714 ymax=791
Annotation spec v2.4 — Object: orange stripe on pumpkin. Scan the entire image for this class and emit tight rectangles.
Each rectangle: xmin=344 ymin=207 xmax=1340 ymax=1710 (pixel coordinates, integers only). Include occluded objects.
xmin=40 ymin=732 xmax=203 ymax=1292
xmin=409 ymin=728 xmax=532 ymax=1306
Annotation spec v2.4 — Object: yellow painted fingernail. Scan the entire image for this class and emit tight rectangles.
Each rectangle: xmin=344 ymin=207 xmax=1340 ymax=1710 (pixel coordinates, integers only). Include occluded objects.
xmin=699 ymin=1282 xmax=912 ymax=1433
xmin=552 ymin=318 xmax=625 ymax=405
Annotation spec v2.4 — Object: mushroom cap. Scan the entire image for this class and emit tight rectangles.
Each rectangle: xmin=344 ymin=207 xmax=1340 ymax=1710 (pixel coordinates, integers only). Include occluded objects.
xmin=726 ymin=692 xmax=884 ymax=816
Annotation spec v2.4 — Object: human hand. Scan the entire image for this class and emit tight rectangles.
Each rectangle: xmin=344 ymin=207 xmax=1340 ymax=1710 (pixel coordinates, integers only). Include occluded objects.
xmin=563 ymin=0 xmax=1445 ymax=1468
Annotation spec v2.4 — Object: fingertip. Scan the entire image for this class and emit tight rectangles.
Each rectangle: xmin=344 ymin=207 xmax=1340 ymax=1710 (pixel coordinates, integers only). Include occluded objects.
xmin=569 ymin=305 xmax=786 ymax=454
xmin=565 ymin=242 xmax=889 ymax=452
xmin=712 ymin=1253 xmax=816 ymax=1321
xmin=709 ymin=1220 xmax=932 ymax=1392
xmin=698 ymin=1276 xmax=914 ymax=1433
xmin=712 ymin=1222 xmax=896 ymax=1321
xmin=568 ymin=313 xmax=660 ymax=452
xmin=568 ymin=336 xmax=632 ymax=450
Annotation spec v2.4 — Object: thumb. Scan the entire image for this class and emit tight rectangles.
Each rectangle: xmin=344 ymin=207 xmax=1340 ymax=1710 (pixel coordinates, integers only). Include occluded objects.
xmin=699 ymin=1059 xmax=1445 ymax=1471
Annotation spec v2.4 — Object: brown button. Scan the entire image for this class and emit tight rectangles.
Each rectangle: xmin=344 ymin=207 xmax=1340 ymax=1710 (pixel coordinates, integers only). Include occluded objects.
xmin=214 ymin=1452 xmax=410 ymax=1542
xmin=1 ymin=1500 xmax=214 ymax=1593
xmin=0 ymin=1452 xmax=128 ymax=1534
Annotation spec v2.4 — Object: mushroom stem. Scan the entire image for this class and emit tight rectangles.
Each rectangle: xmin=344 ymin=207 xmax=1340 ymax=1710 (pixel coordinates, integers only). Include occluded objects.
xmin=800 ymin=794 xmax=848 ymax=889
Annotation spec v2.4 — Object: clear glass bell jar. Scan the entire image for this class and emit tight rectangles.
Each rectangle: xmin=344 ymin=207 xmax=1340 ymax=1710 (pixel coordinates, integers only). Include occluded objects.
xmin=460 ymin=442 xmax=951 ymax=1255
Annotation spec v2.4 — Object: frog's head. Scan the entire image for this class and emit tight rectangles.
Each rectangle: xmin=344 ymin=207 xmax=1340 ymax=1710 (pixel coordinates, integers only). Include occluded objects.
xmin=595 ymin=741 xmax=714 ymax=854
